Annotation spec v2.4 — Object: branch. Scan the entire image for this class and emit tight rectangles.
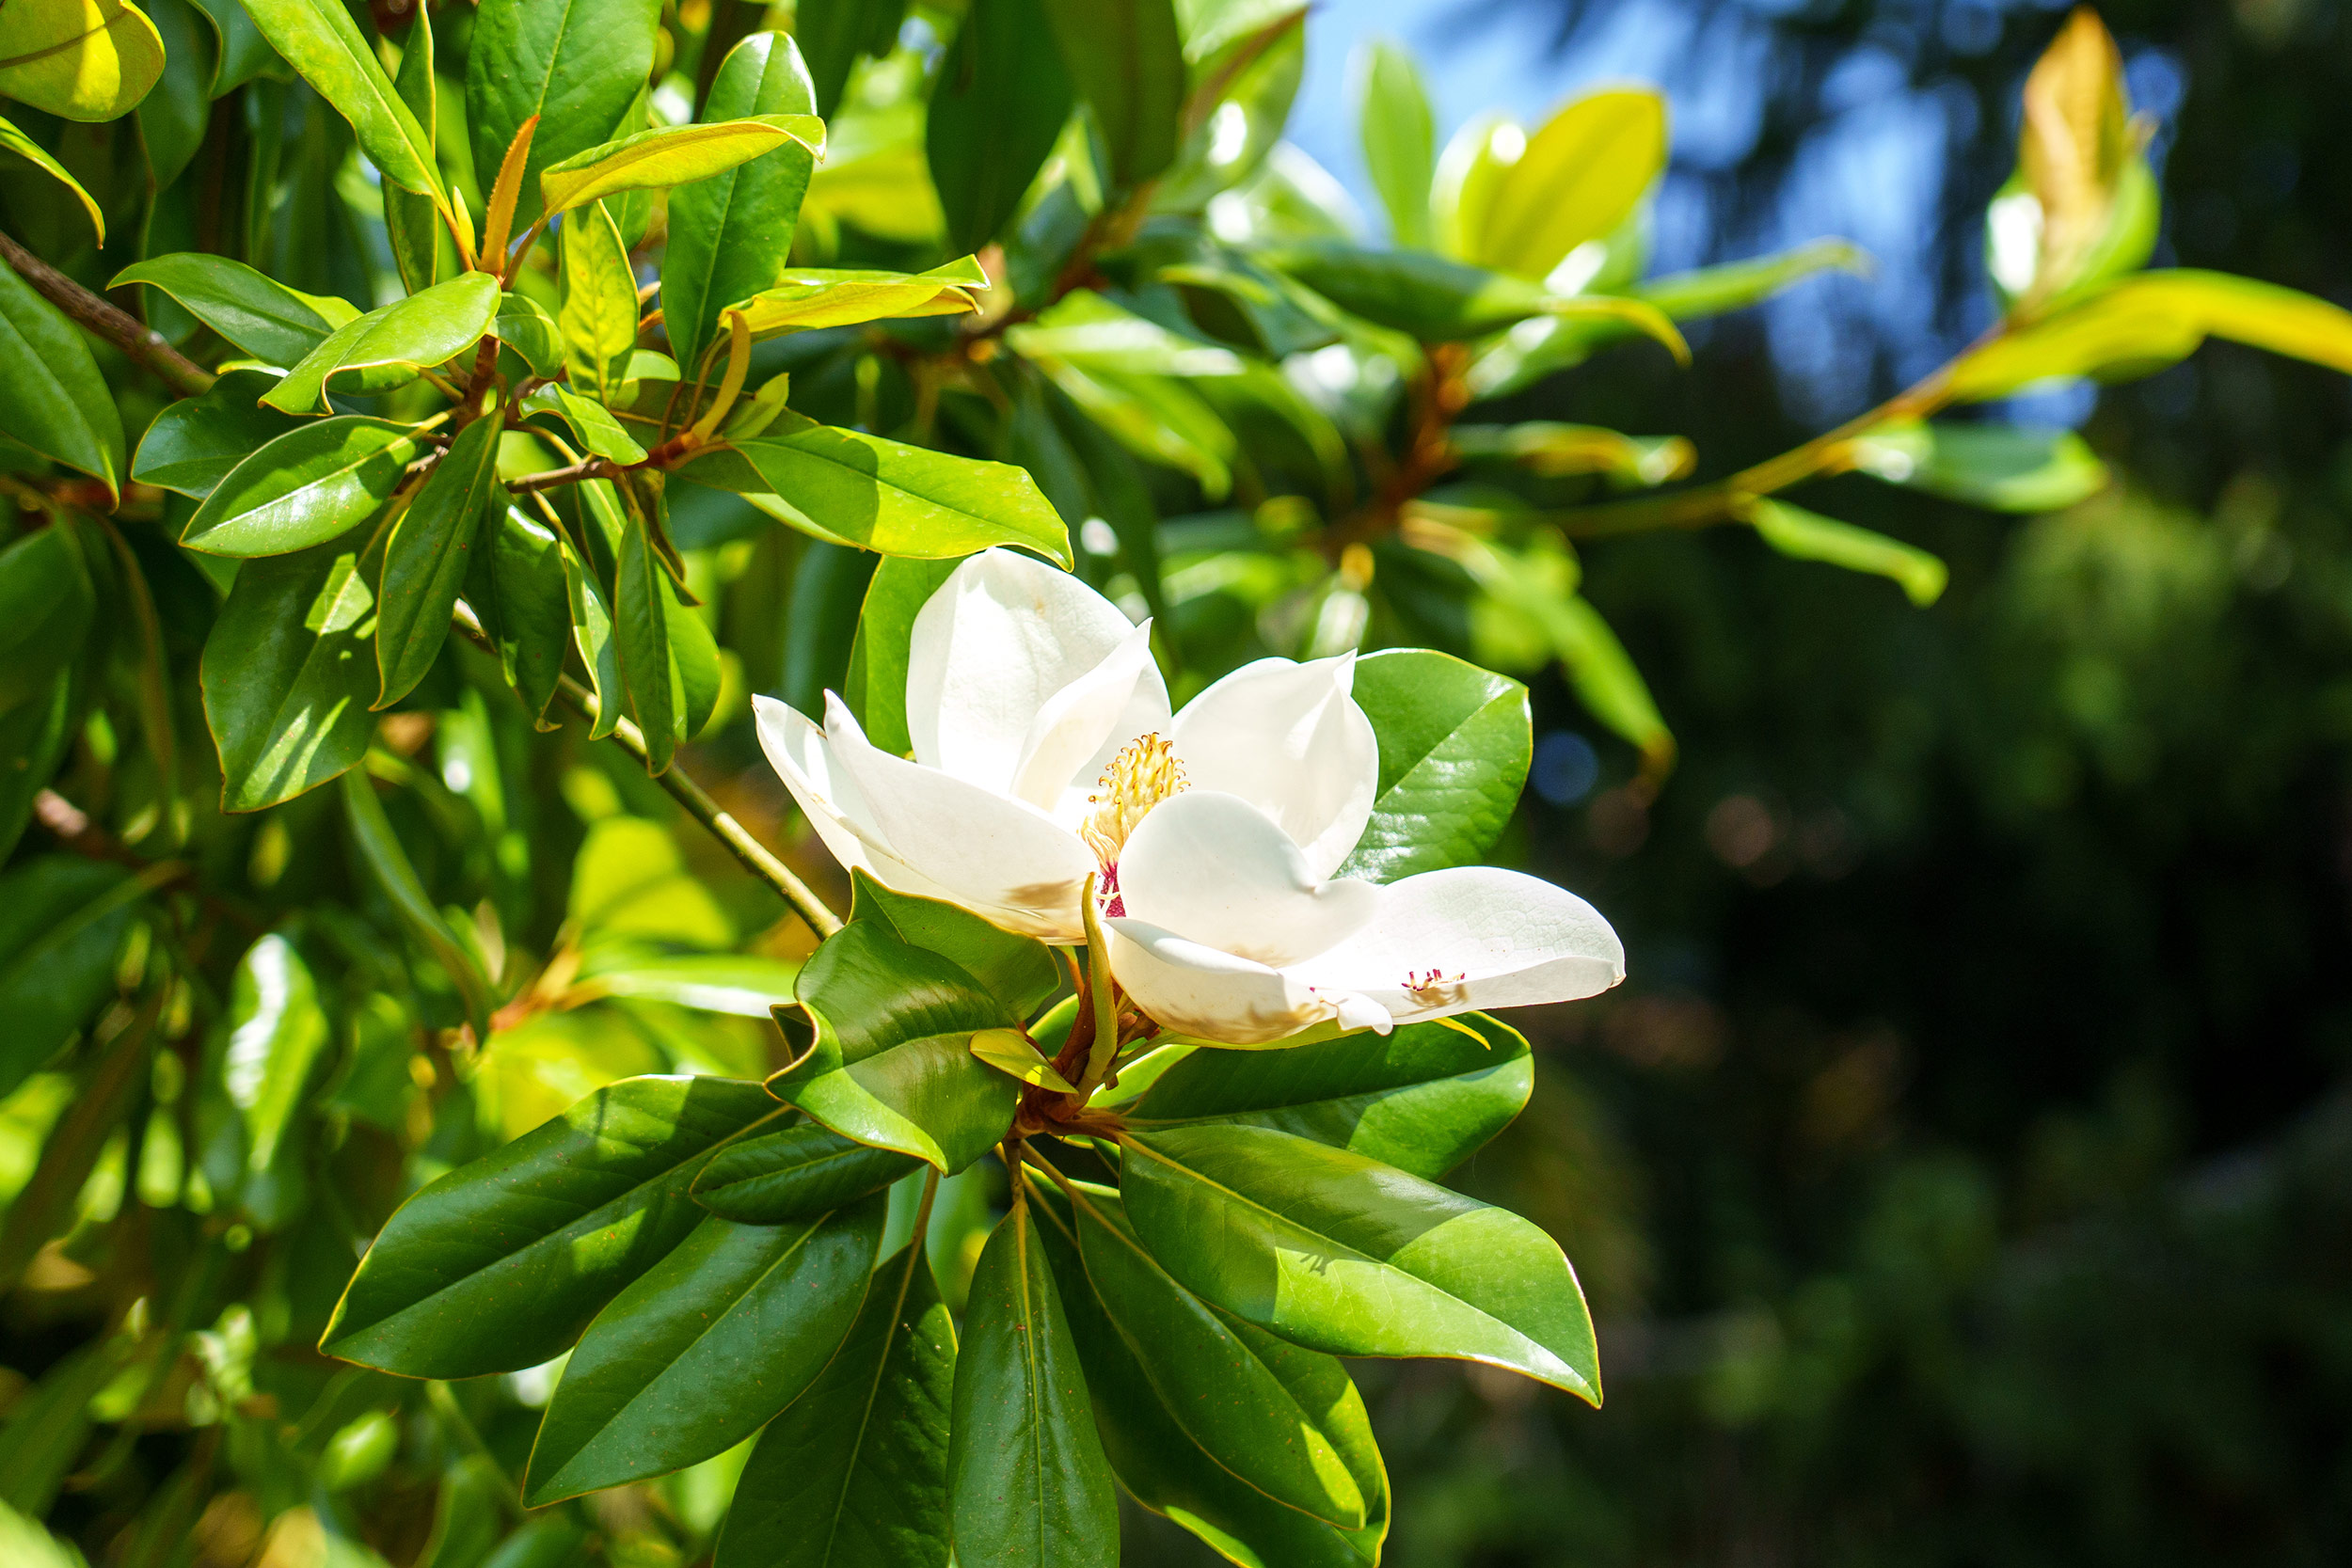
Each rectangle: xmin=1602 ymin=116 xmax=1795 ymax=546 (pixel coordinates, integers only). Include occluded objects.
xmin=450 ymin=606 xmax=843 ymax=938
xmin=0 ymin=230 xmax=215 ymax=400
xmin=505 ymin=456 xmax=622 ymax=497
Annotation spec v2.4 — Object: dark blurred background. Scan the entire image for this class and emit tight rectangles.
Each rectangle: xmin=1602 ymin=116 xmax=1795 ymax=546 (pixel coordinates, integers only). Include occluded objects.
xmin=1135 ymin=0 xmax=2352 ymax=1561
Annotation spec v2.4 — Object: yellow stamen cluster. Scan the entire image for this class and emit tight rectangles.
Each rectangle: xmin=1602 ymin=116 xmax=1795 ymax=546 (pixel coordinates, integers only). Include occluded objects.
xmin=1080 ymin=733 xmax=1187 ymax=867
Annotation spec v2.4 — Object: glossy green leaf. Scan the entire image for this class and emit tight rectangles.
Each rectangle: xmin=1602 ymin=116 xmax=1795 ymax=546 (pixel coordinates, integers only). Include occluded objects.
xmin=1264 ymin=238 xmax=1687 ymax=351
xmin=716 ymin=1239 xmax=956 ymax=1568
xmin=181 ymin=417 xmax=421 ymax=557
xmin=1634 ymin=237 xmax=1870 ymax=320
xmin=691 ymin=1122 xmax=923 ymax=1225
xmin=0 ymin=516 xmax=96 ymax=719
xmin=467 ymin=0 xmax=660 ymax=230
xmin=572 ymin=948 xmax=803 ymax=1016
xmin=1006 ymin=352 xmax=1235 ymax=499
xmin=131 ymin=371 xmax=305 ymax=499
xmin=0 ymin=114 xmax=105 ymax=241
xmin=1449 ymin=420 xmax=1692 ymax=484
xmin=464 ymin=504 xmax=570 ymax=725
xmin=949 ymin=1195 xmax=1118 ymax=1568
xmin=0 ymin=859 xmax=142 ymax=1101
xmin=385 ymin=13 xmax=443 ymax=294
xmin=613 ymin=511 xmax=680 ymax=772
xmin=1846 ymin=419 xmax=2108 ymax=513
xmin=1471 ymin=89 xmax=1665 ymax=279
xmin=1129 ymin=1012 xmax=1531 ymax=1180
xmin=929 ymin=0 xmax=1074 ymax=253
xmin=725 ymin=257 xmax=988 ymax=340
xmin=377 ymin=411 xmax=501 ymax=705
xmin=200 ymin=530 xmax=385 ymax=810
xmin=0 ymin=257 xmax=124 ymax=497
xmin=524 ymin=1199 xmax=884 ymax=1504
xmin=1039 ymin=0 xmax=1184 ymax=187
xmin=1334 ymin=647 xmax=1530 ymax=882
xmin=1354 ymin=39 xmax=1434 ymax=248
xmin=698 ymin=417 xmax=1071 ymax=564
xmin=541 ymin=115 xmax=823 ymax=219
xmin=1748 ymin=497 xmax=1947 ymax=607
xmin=340 ymin=770 xmax=497 ymax=1041
xmin=662 ymin=32 xmax=821 ymax=368
xmin=1120 ymin=1122 xmax=1600 ymax=1401
xmin=771 ymin=919 xmax=1024 ymax=1175
xmin=321 ymin=1074 xmax=784 ymax=1377
xmin=849 ymin=871 xmax=1062 ymax=1017
xmin=188 ymin=0 xmax=274 ymax=94
xmin=561 ymin=527 xmax=622 ymax=740
xmin=240 ymin=0 xmax=443 ymax=198
xmin=0 ymin=0 xmax=165 ymax=121
xmin=222 ymin=930 xmax=329 ymax=1174
xmin=264 ymin=271 xmax=501 ymax=414
xmin=113 ymin=253 xmax=359 ymax=368
xmin=528 ymin=385 xmax=647 ymax=465
xmin=842 ymin=555 xmax=958 ymax=753
xmin=1065 ymin=1182 xmax=1366 ymax=1527
xmin=971 ymin=1027 xmax=1076 ymax=1092
xmin=1030 ymin=1189 xmax=1388 ymax=1568
xmin=559 ymin=200 xmax=638 ymax=400
xmin=492 ymin=293 xmax=564 ymax=379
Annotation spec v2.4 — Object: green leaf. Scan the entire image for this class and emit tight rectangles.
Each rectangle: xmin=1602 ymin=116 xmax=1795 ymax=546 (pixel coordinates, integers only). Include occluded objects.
xmin=385 ymin=14 xmax=443 ymax=295
xmin=0 ymin=522 xmax=95 ymax=721
xmin=794 ymin=0 xmax=910 ymax=116
xmin=223 ymin=930 xmax=330 ymax=1175
xmin=131 ymin=371 xmax=305 ymax=499
xmin=1633 ymin=238 xmax=1870 ymax=320
xmin=0 ymin=989 xmax=151 ymax=1289
xmin=848 ymin=870 xmax=1062 ymax=1017
xmin=0 ymin=674 xmax=73 ymax=871
xmin=1845 ymin=419 xmax=2108 ymax=513
xmin=1029 ymin=1189 xmax=1388 ymax=1568
xmin=340 ymin=770 xmax=497 ymax=1041
xmin=1120 ymin=1122 xmax=1600 ymax=1401
xmin=181 ymin=416 xmax=421 ymax=557
xmin=1470 ymin=88 xmax=1665 ymax=279
xmin=1950 ymin=270 xmax=2352 ymax=400
xmin=1334 ymin=647 xmax=1530 ymax=882
xmin=698 ymin=418 xmax=1072 ymax=564
xmin=530 ymin=386 xmax=646 ymax=465
xmin=0 ymin=254 xmax=124 ymax=498
xmin=1354 ymin=39 xmax=1435 ymax=248
xmin=573 ymin=948 xmax=803 ymax=1016
xmin=842 ymin=555 xmax=958 ymax=753
xmin=1747 ymin=498 xmax=1947 ymax=607
xmin=1263 ymin=238 xmax=1687 ymax=351
xmin=240 ymin=0 xmax=443 ymax=198
xmin=467 ymin=0 xmax=660 ymax=230
xmin=613 ymin=511 xmax=681 ymax=772
xmin=771 ymin=920 xmax=1024 ymax=1175
xmin=971 ymin=1027 xmax=1075 ymax=1093
xmin=377 ymin=411 xmax=501 ymax=705
xmin=662 ymin=31 xmax=821 ymax=369
xmin=263 ymin=271 xmax=501 ymax=414
xmin=541 ymin=115 xmax=824 ymax=219
xmin=559 ymin=200 xmax=638 ymax=400
xmin=717 ymin=1239 xmax=956 ymax=1568
xmin=0 ymin=859 xmax=142 ymax=1101
xmin=1129 ymin=1012 xmax=1531 ymax=1180
xmin=201 ymin=530 xmax=385 ymax=811
xmin=691 ymin=1122 xmax=923 ymax=1225
xmin=464 ymin=504 xmax=570 ymax=725
xmin=0 ymin=0 xmax=166 ymax=121
xmin=1448 ymin=421 xmax=1693 ymax=484
xmin=1065 ymin=1182 xmax=1367 ymax=1528
xmin=562 ymin=526 xmax=622 ymax=740
xmin=112 ymin=253 xmax=359 ymax=368
xmin=523 ymin=1200 xmax=884 ymax=1504
xmin=491 ymin=293 xmax=564 ymax=379
xmin=189 ymin=0 xmax=275 ymax=94
xmin=948 ymin=1195 xmax=1119 ymax=1568
xmin=724 ymin=258 xmax=988 ymax=341
xmin=1039 ymin=0 xmax=1184 ymax=187
xmin=1549 ymin=591 xmax=1672 ymax=768
xmin=0 ymin=113 xmax=105 ymax=241
xmin=320 ymin=1074 xmax=784 ymax=1377
xmin=929 ymin=0 xmax=1075 ymax=253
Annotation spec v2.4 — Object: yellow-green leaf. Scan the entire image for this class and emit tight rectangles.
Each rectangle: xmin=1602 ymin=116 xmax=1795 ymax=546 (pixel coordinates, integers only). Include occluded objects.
xmin=539 ymin=115 xmax=826 ymax=219
xmin=1747 ymin=497 xmax=1947 ymax=607
xmin=0 ymin=115 xmax=103 ymax=241
xmin=970 ymin=1027 xmax=1074 ymax=1093
xmin=2016 ymin=7 xmax=2134 ymax=300
xmin=240 ymin=0 xmax=445 ymax=203
xmin=0 ymin=0 xmax=164 ymax=121
xmin=559 ymin=200 xmax=639 ymax=400
xmin=726 ymin=256 xmax=987 ymax=341
xmin=1472 ymin=88 xmax=1666 ymax=281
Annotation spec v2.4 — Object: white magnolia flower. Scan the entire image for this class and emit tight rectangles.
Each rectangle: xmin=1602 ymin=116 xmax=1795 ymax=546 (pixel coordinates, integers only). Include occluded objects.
xmin=754 ymin=548 xmax=1625 ymax=1044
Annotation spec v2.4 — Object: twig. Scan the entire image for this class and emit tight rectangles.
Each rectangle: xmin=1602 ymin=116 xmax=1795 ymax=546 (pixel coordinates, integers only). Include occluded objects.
xmin=0 ymin=230 xmax=215 ymax=399
xmin=506 ymin=455 xmax=623 ymax=497
xmin=449 ymin=605 xmax=842 ymax=937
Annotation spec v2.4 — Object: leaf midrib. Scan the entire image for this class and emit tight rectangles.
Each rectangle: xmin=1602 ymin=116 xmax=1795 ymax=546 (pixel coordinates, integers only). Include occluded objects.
xmin=816 ymin=1243 xmax=926 ymax=1567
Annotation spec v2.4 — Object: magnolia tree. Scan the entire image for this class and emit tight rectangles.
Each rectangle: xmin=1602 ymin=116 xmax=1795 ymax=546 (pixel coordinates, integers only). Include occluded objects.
xmin=2 ymin=1 xmax=2349 ymax=1565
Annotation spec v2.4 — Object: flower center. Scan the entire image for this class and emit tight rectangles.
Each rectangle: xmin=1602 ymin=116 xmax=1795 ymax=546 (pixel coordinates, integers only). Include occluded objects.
xmin=1080 ymin=733 xmax=1186 ymax=914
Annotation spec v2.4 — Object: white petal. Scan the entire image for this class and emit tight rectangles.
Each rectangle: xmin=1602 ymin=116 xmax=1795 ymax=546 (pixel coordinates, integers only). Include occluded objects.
xmin=1281 ymin=866 xmax=1626 ymax=1023
xmin=1106 ymin=919 xmax=1375 ymax=1045
xmin=1006 ymin=619 xmax=1168 ymax=819
xmin=821 ymin=693 xmax=1095 ymax=942
xmin=1115 ymin=791 xmax=1377 ymax=969
xmin=752 ymin=695 xmax=965 ymax=906
xmin=904 ymin=548 xmax=1158 ymax=795
xmin=1170 ymin=653 xmax=1377 ymax=879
